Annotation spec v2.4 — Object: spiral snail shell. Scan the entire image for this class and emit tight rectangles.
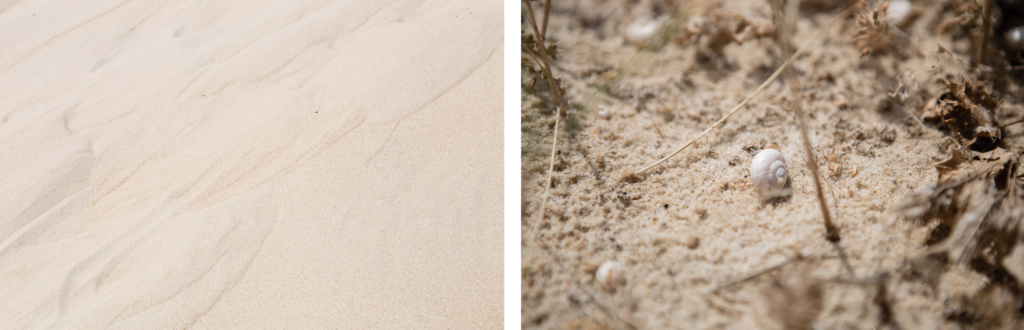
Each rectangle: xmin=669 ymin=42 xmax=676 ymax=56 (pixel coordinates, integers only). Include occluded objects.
xmin=749 ymin=144 xmax=788 ymax=196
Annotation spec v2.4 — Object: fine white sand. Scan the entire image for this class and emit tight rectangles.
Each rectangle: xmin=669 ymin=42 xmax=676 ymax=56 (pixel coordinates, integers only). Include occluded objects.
xmin=0 ymin=0 xmax=502 ymax=328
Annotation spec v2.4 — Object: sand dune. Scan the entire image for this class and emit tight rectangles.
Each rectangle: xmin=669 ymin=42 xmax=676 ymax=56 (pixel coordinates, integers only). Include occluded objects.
xmin=0 ymin=0 xmax=502 ymax=328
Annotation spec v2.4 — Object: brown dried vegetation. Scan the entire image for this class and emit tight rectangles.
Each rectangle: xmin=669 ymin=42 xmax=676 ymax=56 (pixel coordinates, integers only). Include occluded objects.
xmin=522 ymin=34 xmax=566 ymax=98
xmin=852 ymin=1 xmax=907 ymax=57
xmin=680 ymin=7 xmax=776 ymax=55
xmin=895 ymin=147 xmax=1023 ymax=277
xmin=763 ymin=277 xmax=825 ymax=330
xmin=823 ymin=145 xmax=845 ymax=178
xmin=891 ymin=145 xmax=1024 ymax=328
xmin=925 ymin=75 xmax=1002 ymax=151
xmin=935 ymin=0 xmax=983 ymax=36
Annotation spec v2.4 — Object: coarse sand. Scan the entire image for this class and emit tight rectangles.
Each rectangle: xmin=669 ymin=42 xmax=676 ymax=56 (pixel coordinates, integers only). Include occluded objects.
xmin=522 ymin=0 xmax=1024 ymax=329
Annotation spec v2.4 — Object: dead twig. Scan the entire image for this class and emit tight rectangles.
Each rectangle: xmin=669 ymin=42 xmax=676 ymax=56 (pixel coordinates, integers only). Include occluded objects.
xmin=709 ymin=253 xmax=812 ymax=293
xmin=976 ymin=0 xmax=992 ymax=67
xmin=778 ymin=0 xmax=852 ymax=275
xmin=523 ymin=0 xmax=567 ymax=225
xmin=999 ymin=118 xmax=1024 ymax=129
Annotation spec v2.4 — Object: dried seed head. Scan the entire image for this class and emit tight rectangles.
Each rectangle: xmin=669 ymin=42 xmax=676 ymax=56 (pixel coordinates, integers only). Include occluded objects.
xmin=853 ymin=1 xmax=902 ymax=56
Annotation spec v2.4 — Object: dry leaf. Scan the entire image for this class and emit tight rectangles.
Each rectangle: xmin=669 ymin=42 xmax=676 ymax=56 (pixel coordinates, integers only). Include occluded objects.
xmin=894 ymin=148 xmax=1023 ymax=263
xmin=937 ymin=76 xmax=1001 ymax=151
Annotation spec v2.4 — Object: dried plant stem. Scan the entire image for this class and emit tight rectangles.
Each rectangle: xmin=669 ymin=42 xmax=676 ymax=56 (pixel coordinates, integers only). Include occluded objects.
xmin=537 ymin=115 xmax=561 ymax=219
xmin=1000 ymin=118 xmax=1024 ymax=129
xmin=709 ymin=253 xmax=811 ymax=293
xmin=976 ymin=0 xmax=993 ymax=67
xmin=540 ymin=0 xmax=551 ymax=40
xmin=636 ymin=3 xmax=860 ymax=174
xmin=901 ymin=106 xmax=925 ymax=127
xmin=524 ymin=0 xmax=565 ymax=225
xmin=522 ymin=1 xmax=561 ymax=109
xmin=791 ymin=89 xmax=840 ymax=241
xmin=821 ymin=172 xmax=841 ymax=215
xmin=778 ymin=0 xmax=853 ymax=276
xmin=819 ymin=172 xmax=855 ymax=274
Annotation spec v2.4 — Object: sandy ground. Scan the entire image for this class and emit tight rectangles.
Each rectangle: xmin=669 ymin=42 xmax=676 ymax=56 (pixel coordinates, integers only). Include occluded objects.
xmin=522 ymin=0 xmax=1024 ymax=329
xmin=0 ymin=0 xmax=502 ymax=328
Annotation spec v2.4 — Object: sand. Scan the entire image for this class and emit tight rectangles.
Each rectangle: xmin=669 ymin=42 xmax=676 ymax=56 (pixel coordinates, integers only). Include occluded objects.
xmin=0 ymin=0 xmax=502 ymax=328
xmin=522 ymin=0 xmax=1024 ymax=329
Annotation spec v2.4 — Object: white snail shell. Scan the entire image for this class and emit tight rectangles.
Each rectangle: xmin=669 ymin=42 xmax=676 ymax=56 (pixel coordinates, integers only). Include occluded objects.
xmin=1007 ymin=26 xmax=1024 ymax=51
xmin=885 ymin=0 xmax=912 ymax=25
xmin=626 ymin=17 xmax=665 ymax=43
xmin=595 ymin=261 xmax=625 ymax=286
xmin=597 ymin=105 xmax=612 ymax=119
xmin=749 ymin=145 xmax=788 ymax=196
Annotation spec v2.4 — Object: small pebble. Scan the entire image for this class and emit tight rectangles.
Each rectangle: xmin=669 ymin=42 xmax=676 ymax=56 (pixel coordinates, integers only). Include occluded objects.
xmin=885 ymin=0 xmax=912 ymax=24
xmin=595 ymin=261 xmax=625 ymax=286
xmin=597 ymin=105 xmax=612 ymax=119
xmin=626 ymin=17 xmax=664 ymax=43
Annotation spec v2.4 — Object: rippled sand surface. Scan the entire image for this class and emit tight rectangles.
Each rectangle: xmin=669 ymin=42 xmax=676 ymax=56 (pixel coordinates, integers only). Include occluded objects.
xmin=0 ymin=0 xmax=502 ymax=328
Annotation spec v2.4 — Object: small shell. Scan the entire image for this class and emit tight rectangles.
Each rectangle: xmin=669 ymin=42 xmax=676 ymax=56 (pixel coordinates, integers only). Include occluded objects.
xmin=597 ymin=105 xmax=612 ymax=119
xmin=626 ymin=17 xmax=665 ymax=43
xmin=885 ymin=0 xmax=917 ymax=29
xmin=749 ymin=147 xmax=788 ymax=196
xmin=1007 ymin=26 xmax=1024 ymax=51
xmin=595 ymin=261 xmax=625 ymax=286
